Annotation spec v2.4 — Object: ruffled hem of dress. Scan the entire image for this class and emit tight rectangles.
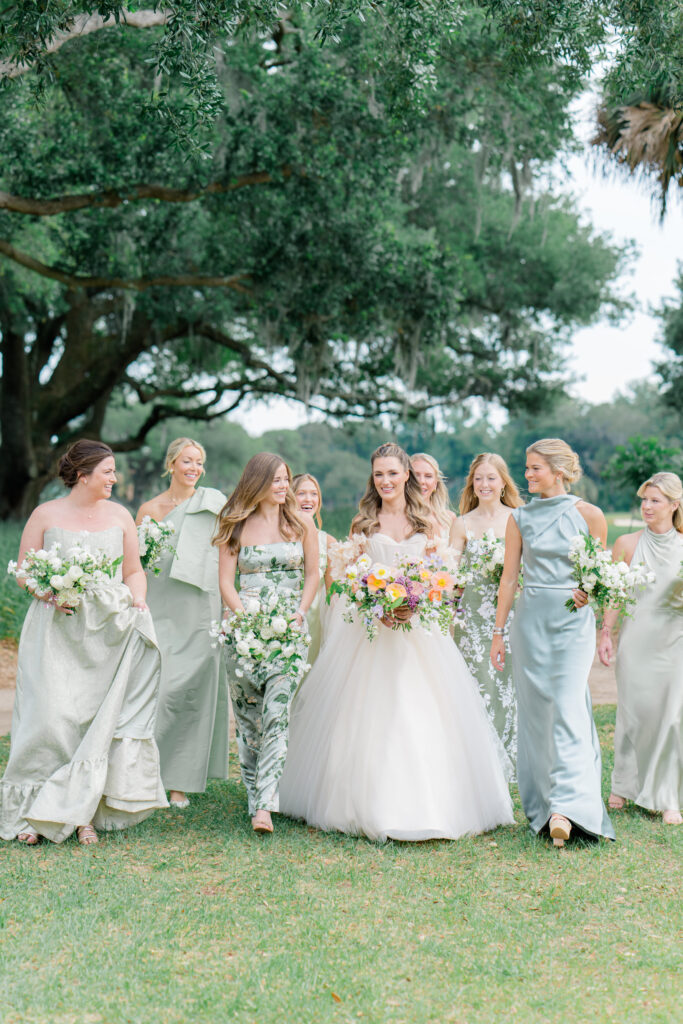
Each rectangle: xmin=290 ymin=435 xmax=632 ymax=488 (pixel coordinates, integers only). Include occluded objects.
xmin=0 ymin=737 xmax=168 ymax=842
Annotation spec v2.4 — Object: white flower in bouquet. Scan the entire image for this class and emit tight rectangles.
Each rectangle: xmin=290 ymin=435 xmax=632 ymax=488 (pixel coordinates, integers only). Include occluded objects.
xmin=271 ymin=616 xmax=288 ymax=635
xmin=137 ymin=516 xmax=176 ymax=575
xmin=566 ymin=533 xmax=654 ymax=617
xmin=7 ymin=543 xmax=123 ymax=610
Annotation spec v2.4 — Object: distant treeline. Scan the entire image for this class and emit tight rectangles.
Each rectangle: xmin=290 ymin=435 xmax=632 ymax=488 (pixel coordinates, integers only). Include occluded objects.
xmin=94 ymin=382 xmax=683 ymax=529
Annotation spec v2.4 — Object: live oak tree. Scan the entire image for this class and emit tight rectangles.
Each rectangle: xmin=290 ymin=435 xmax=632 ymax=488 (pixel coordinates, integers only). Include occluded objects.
xmin=0 ymin=3 xmax=625 ymax=517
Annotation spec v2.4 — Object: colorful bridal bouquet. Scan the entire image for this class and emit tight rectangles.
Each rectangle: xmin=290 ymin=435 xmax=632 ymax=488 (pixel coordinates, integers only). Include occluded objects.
xmin=327 ymin=537 xmax=470 ymax=640
xmin=209 ymin=589 xmax=310 ymax=686
xmin=565 ymin=534 xmax=654 ymax=616
xmin=7 ymin=543 xmax=123 ymax=610
xmin=137 ymin=516 xmax=176 ymax=574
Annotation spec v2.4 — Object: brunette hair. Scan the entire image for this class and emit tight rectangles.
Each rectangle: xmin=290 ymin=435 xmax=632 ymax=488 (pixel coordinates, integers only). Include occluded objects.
xmin=163 ymin=437 xmax=207 ymax=478
xmin=213 ymin=452 xmax=306 ymax=553
xmin=526 ymin=438 xmax=582 ymax=490
xmin=58 ymin=440 xmax=114 ymax=489
xmin=459 ymin=453 xmax=523 ymax=514
xmin=410 ymin=452 xmax=453 ymax=531
xmin=292 ymin=473 xmax=323 ymax=529
xmin=351 ymin=443 xmax=432 ymax=538
xmin=637 ymin=472 xmax=683 ymax=532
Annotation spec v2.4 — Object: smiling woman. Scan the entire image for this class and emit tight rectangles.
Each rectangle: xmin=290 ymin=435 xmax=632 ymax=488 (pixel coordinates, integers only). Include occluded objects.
xmin=0 ymin=439 xmax=168 ymax=847
xmin=136 ymin=437 xmax=229 ymax=812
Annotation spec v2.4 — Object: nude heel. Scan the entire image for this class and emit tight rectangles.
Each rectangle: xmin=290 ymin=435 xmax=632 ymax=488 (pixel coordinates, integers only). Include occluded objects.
xmin=549 ymin=814 xmax=571 ymax=847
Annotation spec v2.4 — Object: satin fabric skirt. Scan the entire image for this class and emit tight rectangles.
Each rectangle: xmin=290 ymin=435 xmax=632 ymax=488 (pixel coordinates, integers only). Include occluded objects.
xmin=511 ymin=586 xmax=614 ymax=839
xmin=0 ymin=588 xmax=168 ymax=842
xmin=279 ymin=602 xmax=514 ymax=842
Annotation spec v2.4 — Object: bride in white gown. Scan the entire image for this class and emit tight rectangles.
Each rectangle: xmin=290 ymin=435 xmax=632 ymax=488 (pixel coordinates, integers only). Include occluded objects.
xmin=279 ymin=443 xmax=514 ymax=841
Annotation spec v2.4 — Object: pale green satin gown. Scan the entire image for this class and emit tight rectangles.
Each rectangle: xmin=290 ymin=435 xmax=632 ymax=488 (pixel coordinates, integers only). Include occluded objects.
xmin=613 ymin=527 xmax=683 ymax=811
xmin=0 ymin=526 xmax=167 ymax=843
xmin=146 ymin=487 xmax=230 ymax=793
xmin=511 ymin=495 xmax=614 ymax=839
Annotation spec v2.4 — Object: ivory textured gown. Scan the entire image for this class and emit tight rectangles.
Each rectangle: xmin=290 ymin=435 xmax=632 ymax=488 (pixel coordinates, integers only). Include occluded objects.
xmin=0 ymin=526 xmax=167 ymax=843
xmin=511 ymin=495 xmax=614 ymax=839
xmin=306 ymin=531 xmax=329 ymax=665
xmin=279 ymin=532 xmax=514 ymax=842
xmin=457 ymin=530 xmax=516 ymax=780
xmin=612 ymin=527 xmax=683 ymax=811
xmin=146 ymin=486 xmax=229 ymax=793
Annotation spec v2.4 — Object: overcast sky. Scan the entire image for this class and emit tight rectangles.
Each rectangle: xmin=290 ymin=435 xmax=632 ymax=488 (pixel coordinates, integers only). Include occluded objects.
xmin=233 ymin=97 xmax=682 ymax=435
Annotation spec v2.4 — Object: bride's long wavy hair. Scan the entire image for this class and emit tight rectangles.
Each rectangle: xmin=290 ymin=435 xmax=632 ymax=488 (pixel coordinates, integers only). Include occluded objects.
xmin=213 ymin=452 xmax=305 ymax=553
xmin=351 ymin=443 xmax=433 ymax=538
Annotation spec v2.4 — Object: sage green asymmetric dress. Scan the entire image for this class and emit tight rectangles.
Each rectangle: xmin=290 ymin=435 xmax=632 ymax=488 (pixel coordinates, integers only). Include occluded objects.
xmin=511 ymin=495 xmax=614 ymax=840
xmin=146 ymin=487 xmax=229 ymax=794
xmin=612 ymin=527 xmax=683 ymax=812
xmin=0 ymin=526 xmax=168 ymax=843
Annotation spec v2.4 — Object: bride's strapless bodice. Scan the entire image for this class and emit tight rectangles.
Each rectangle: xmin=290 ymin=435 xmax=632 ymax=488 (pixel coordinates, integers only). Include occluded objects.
xmin=365 ymin=532 xmax=427 ymax=564
xmin=237 ymin=541 xmax=304 ymax=597
xmin=43 ymin=526 xmax=124 ymax=582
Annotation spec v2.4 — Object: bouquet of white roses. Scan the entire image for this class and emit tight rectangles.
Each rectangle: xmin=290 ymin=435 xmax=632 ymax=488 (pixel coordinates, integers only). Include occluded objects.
xmin=566 ymin=534 xmax=654 ymax=616
xmin=328 ymin=537 xmax=470 ymax=641
xmin=467 ymin=529 xmax=506 ymax=588
xmin=209 ymin=588 xmax=310 ymax=686
xmin=7 ymin=543 xmax=123 ymax=610
xmin=137 ymin=516 xmax=176 ymax=574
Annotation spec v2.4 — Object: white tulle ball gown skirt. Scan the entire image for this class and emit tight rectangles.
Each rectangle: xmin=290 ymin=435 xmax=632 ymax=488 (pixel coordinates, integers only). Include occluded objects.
xmin=279 ymin=535 xmax=514 ymax=842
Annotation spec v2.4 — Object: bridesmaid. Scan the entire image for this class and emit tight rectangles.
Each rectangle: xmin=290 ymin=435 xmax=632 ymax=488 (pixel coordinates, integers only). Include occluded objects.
xmin=490 ymin=438 xmax=615 ymax=846
xmin=598 ymin=472 xmax=683 ymax=825
xmin=451 ymin=453 xmax=523 ymax=777
xmin=136 ymin=437 xmax=228 ymax=810
xmin=292 ymin=474 xmax=334 ymax=663
xmin=410 ymin=453 xmax=457 ymax=540
xmin=215 ymin=453 xmax=318 ymax=834
xmin=0 ymin=440 xmax=167 ymax=845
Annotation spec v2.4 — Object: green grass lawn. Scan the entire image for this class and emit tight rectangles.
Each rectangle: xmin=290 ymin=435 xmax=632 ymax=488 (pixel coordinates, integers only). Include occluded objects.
xmin=0 ymin=708 xmax=680 ymax=1024
xmin=0 ymin=522 xmax=30 ymax=641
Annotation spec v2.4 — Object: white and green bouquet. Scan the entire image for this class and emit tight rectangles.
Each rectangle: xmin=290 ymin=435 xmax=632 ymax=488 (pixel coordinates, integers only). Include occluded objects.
xmin=7 ymin=543 xmax=123 ymax=610
xmin=467 ymin=529 xmax=506 ymax=589
xmin=210 ymin=589 xmax=310 ymax=686
xmin=566 ymin=534 xmax=654 ymax=616
xmin=137 ymin=516 xmax=176 ymax=574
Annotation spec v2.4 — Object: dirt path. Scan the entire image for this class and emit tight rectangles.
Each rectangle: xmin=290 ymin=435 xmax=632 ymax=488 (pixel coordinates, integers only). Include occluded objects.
xmin=0 ymin=634 xmax=618 ymax=737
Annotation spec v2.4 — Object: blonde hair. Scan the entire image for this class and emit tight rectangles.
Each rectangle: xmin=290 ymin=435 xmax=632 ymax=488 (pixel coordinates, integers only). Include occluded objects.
xmin=351 ymin=443 xmax=433 ymax=538
xmin=163 ymin=437 xmax=207 ymax=478
xmin=526 ymin=438 xmax=582 ymax=490
xmin=292 ymin=473 xmax=323 ymax=529
xmin=213 ymin=452 xmax=306 ymax=553
xmin=410 ymin=453 xmax=453 ymax=531
xmin=637 ymin=472 xmax=683 ymax=532
xmin=459 ymin=453 xmax=523 ymax=514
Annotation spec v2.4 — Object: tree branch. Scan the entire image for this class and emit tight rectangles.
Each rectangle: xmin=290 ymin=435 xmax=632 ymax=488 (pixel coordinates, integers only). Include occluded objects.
xmin=0 ymin=168 xmax=293 ymax=216
xmin=0 ymin=9 xmax=171 ymax=80
xmin=0 ymin=239 xmax=251 ymax=294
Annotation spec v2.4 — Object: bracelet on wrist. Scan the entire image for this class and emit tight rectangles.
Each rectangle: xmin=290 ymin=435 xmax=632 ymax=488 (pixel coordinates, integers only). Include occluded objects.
xmin=492 ymin=627 xmax=504 ymax=636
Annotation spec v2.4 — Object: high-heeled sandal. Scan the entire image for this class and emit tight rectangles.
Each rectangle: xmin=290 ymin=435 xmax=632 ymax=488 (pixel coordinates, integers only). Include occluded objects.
xmin=77 ymin=824 xmax=98 ymax=845
xmin=549 ymin=814 xmax=572 ymax=847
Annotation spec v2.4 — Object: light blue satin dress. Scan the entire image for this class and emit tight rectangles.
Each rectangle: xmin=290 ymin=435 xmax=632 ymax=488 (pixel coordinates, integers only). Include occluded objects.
xmin=511 ymin=495 xmax=614 ymax=840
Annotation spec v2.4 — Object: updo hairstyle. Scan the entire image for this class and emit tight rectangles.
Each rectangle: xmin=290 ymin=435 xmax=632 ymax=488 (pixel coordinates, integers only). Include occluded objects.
xmin=58 ymin=440 xmax=114 ymax=489
xmin=163 ymin=437 xmax=207 ymax=478
xmin=637 ymin=472 xmax=683 ymax=532
xmin=526 ymin=438 xmax=582 ymax=490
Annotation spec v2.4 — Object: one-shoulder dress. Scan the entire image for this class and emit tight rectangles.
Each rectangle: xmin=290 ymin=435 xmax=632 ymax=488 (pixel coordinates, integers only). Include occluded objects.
xmin=146 ymin=487 xmax=230 ymax=793
xmin=0 ymin=526 xmax=167 ymax=842
xmin=510 ymin=496 xmax=614 ymax=839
